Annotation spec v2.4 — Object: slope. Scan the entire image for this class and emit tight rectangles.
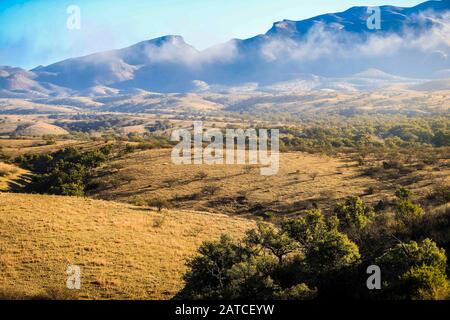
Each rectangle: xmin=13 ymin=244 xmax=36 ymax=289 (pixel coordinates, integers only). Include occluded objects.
xmin=0 ymin=193 xmax=254 ymax=299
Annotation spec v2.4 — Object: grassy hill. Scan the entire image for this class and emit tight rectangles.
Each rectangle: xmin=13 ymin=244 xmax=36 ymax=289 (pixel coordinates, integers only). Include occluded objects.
xmin=0 ymin=99 xmax=76 ymax=114
xmin=91 ymin=149 xmax=449 ymax=217
xmin=13 ymin=122 xmax=68 ymax=136
xmin=0 ymin=139 xmax=108 ymax=158
xmin=0 ymin=193 xmax=254 ymax=299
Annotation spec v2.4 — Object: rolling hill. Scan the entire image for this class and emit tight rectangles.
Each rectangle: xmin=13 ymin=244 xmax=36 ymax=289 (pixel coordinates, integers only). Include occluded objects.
xmin=13 ymin=122 xmax=69 ymax=136
xmin=0 ymin=193 xmax=254 ymax=299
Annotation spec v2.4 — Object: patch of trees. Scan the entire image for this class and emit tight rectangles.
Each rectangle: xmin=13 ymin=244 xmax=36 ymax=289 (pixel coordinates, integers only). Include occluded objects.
xmin=124 ymin=135 xmax=173 ymax=151
xmin=145 ymin=120 xmax=173 ymax=133
xmin=54 ymin=114 xmax=147 ymax=133
xmin=358 ymin=148 xmax=448 ymax=196
xmin=55 ymin=119 xmax=123 ymax=133
xmin=15 ymin=146 xmax=112 ymax=196
xmin=177 ymin=191 xmax=449 ymax=300
xmin=278 ymin=116 xmax=449 ymax=153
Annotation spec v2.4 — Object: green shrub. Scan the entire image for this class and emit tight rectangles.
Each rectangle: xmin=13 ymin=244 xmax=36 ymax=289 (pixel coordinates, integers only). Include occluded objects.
xmin=201 ymin=185 xmax=221 ymax=196
xmin=395 ymin=199 xmax=424 ymax=224
xmin=376 ymin=239 xmax=448 ymax=299
xmin=395 ymin=187 xmax=412 ymax=200
xmin=15 ymin=146 xmax=110 ymax=196
xmin=148 ymin=199 xmax=170 ymax=212
xmin=334 ymin=196 xmax=375 ymax=232
xmin=178 ymin=209 xmax=361 ymax=300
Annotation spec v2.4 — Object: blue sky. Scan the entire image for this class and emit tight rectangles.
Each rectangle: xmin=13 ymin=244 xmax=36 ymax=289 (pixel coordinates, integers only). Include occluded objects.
xmin=0 ymin=0 xmax=424 ymax=69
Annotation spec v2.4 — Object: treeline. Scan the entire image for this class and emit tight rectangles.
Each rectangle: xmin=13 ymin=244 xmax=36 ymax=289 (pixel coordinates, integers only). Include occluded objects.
xmin=277 ymin=116 xmax=449 ymax=153
xmin=54 ymin=116 xmax=172 ymax=136
xmin=15 ymin=146 xmax=113 ymax=196
xmin=177 ymin=190 xmax=449 ymax=300
xmin=51 ymin=114 xmax=145 ymax=133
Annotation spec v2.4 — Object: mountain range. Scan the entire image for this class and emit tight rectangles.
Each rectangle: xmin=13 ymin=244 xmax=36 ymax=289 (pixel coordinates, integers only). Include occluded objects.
xmin=0 ymin=0 xmax=449 ymax=97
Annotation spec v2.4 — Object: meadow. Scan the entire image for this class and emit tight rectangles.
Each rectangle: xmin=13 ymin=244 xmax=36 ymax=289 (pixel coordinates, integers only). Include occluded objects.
xmin=0 ymin=193 xmax=254 ymax=299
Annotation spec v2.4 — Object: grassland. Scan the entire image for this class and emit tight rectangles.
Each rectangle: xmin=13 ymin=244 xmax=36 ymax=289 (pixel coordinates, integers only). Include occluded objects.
xmin=0 ymin=107 xmax=447 ymax=300
xmin=91 ymin=148 xmax=449 ymax=218
xmin=0 ymin=193 xmax=254 ymax=299
xmin=0 ymin=162 xmax=27 ymax=191
xmin=1 ymin=89 xmax=449 ymax=115
xmin=0 ymin=139 xmax=109 ymax=158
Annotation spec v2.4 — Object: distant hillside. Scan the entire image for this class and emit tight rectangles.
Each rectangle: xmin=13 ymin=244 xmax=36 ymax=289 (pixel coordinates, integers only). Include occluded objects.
xmin=0 ymin=193 xmax=254 ymax=299
xmin=0 ymin=99 xmax=76 ymax=114
xmin=0 ymin=87 xmax=447 ymax=116
xmin=13 ymin=122 xmax=69 ymax=136
xmin=409 ymin=79 xmax=450 ymax=91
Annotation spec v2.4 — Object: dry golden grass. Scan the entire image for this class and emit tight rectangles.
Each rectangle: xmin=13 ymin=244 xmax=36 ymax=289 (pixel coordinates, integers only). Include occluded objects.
xmin=93 ymin=148 xmax=449 ymax=217
xmin=0 ymin=139 xmax=104 ymax=157
xmin=14 ymin=122 xmax=69 ymax=136
xmin=0 ymin=193 xmax=254 ymax=299
xmin=0 ymin=162 xmax=27 ymax=191
xmin=93 ymin=149 xmax=381 ymax=216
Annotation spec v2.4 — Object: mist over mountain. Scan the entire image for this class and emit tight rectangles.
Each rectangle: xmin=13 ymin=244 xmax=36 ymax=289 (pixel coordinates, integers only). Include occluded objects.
xmin=1 ymin=0 xmax=449 ymax=97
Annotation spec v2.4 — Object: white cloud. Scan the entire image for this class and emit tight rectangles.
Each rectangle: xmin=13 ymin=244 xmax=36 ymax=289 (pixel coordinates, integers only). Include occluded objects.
xmin=256 ymin=12 xmax=450 ymax=77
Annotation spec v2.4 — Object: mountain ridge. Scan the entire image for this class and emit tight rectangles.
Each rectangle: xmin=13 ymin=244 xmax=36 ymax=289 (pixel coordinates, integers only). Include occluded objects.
xmin=0 ymin=0 xmax=449 ymax=97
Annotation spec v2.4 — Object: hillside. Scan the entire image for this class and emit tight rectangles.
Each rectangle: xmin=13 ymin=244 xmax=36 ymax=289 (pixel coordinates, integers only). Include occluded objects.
xmin=13 ymin=122 xmax=69 ymax=136
xmin=0 ymin=162 xmax=27 ymax=191
xmin=0 ymin=99 xmax=76 ymax=114
xmin=91 ymin=148 xmax=449 ymax=217
xmin=0 ymin=193 xmax=254 ymax=299
xmin=0 ymin=88 xmax=447 ymax=116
